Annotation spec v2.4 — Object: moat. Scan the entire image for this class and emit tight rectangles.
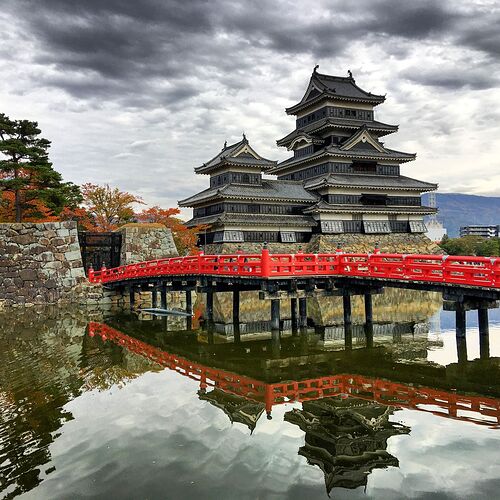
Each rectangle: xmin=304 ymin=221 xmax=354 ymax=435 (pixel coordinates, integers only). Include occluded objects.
xmin=1 ymin=290 xmax=499 ymax=499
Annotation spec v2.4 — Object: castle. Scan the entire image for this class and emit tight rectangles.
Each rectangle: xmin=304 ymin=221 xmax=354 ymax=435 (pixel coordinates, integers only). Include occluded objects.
xmin=179 ymin=68 xmax=439 ymax=254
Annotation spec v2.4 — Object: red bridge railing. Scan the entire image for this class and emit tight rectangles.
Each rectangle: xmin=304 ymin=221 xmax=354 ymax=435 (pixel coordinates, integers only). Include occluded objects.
xmin=88 ymin=248 xmax=500 ymax=289
xmin=88 ymin=322 xmax=500 ymax=428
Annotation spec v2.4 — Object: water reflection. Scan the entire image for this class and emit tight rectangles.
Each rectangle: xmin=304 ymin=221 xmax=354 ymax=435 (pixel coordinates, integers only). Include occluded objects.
xmin=1 ymin=291 xmax=500 ymax=499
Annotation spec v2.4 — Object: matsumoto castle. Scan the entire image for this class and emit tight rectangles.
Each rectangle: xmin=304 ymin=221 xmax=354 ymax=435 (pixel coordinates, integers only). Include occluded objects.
xmin=179 ymin=67 xmax=440 ymax=254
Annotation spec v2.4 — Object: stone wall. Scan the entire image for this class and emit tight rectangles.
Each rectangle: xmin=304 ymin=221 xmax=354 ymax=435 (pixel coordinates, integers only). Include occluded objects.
xmin=307 ymin=233 xmax=444 ymax=254
xmin=0 ymin=222 xmax=89 ymax=307
xmin=204 ymin=233 xmax=443 ymax=255
xmin=116 ymin=223 xmax=178 ymax=264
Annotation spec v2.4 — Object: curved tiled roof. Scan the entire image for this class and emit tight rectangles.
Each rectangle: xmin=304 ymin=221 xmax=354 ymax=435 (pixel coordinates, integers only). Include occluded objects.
xmin=185 ymin=213 xmax=317 ymax=228
xmin=277 ymin=118 xmax=398 ymax=147
xmin=286 ymin=71 xmax=385 ymax=115
xmin=304 ymin=173 xmax=437 ymax=191
xmin=195 ymin=137 xmax=276 ymax=174
xmin=270 ymin=146 xmax=416 ymax=174
xmin=178 ymin=179 xmax=318 ymax=207
xmin=303 ymin=199 xmax=437 ymax=215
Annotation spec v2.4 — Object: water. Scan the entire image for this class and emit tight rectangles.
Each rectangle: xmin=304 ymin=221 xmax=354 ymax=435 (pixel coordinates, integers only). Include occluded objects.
xmin=1 ymin=290 xmax=500 ymax=499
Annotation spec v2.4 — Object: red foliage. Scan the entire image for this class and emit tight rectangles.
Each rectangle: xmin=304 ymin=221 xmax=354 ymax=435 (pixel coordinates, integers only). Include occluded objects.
xmin=58 ymin=206 xmax=97 ymax=231
xmin=0 ymin=191 xmax=58 ymax=222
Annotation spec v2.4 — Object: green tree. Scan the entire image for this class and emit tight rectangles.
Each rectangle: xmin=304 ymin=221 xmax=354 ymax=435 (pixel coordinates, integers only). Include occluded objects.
xmin=476 ymin=238 xmax=500 ymax=257
xmin=0 ymin=113 xmax=81 ymax=222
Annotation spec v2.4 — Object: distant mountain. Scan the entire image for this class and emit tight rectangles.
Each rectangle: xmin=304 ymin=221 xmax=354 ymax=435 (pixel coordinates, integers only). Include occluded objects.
xmin=422 ymin=193 xmax=500 ymax=238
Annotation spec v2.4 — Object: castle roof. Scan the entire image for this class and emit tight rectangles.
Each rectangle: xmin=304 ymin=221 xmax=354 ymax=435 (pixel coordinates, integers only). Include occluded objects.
xmin=303 ymin=199 xmax=437 ymax=215
xmin=178 ymin=179 xmax=318 ymax=207
xmin=286 ymin=69 xmax=385 ymax=115
xmin=185 ymin=212 xmax=317 ymax=228
xmin=304 ymin=173 xmax=437 ymax=192
xmin=277 ymin=117 xmax=398 ymax=148
xmin=195 ymin=136 xmax=276 ymax=174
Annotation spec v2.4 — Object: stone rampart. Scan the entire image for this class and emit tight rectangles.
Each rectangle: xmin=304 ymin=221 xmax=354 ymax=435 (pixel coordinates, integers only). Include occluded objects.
xmin=0 ymin=221 xmax=89 ymax=307
xmin=115 ymin=223 xmax=178 ymax=264
xmin=0 ymin=221 xmax=125 ymax=308
xmin=204 ymin=233 xmax=443 ymax=255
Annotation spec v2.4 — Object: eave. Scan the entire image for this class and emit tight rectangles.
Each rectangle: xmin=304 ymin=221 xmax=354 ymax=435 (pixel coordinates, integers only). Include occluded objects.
xmin=303 ymin=203 xmax=438 ymax=215
xmin=269 ymin=148 xmax=416 ymax=175
xmin=277 ymin=119 xmax=398 ymax=147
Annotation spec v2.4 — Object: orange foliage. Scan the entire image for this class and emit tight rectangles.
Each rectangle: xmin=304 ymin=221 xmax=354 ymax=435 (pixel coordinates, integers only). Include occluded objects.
xmin=81 ymin=183 xmax=144 ymax=232
xmin=0 ymin=191 xmax=58 ymax=223
xmin=58 ymin=206 xmax=97 ymax=231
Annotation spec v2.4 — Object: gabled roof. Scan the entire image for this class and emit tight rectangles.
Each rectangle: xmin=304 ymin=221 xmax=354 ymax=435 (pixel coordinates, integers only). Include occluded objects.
xmin=178 ymin=179 xmax=318 ymax=207
xmin=286 ymin=68 xmax=385 ymax=115
xmin=304 ymin=173 xmax=437 ymax=192
xmin=340 ymin=125 xmax=386 ymax=153
xmin=195 ymin=136 xmax=277 ymax=174
xmin=276 ymin=118 xmax=398 ymax=147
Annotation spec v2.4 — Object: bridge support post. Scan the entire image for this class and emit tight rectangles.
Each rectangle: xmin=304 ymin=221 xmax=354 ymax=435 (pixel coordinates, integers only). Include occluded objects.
xmin=206 ymin=288 xmax=214 ymax=323
xmin=343 ymin=293 xmax=352 ymax=351
xmin=291 ymin=297 xmax=298 ymax=334
xmin=298 ymin=297 xmax=307 ymax=331
xmin=186 ymin=289 xmax=192 ymax=315
xmin=271 ymin=298 xmax=280 ymax=332
xmin=364 ymin=322 xmax=374 ymax=348
xmin=364 ymin=293 xmax=373 ymax=323
xmin=129 ymin=286 xmax=135 ymax=310
xmin=151 ymin=288 xmax=158 ymax=309
xmin=160 ymin=284 xmax=167 ymax=309
xmin=343 ymin=294 xmax=352 ymax=327
xmin=478 ymin=307 xmax=490 ymax=359
xmin=456 ymin=335 xmax=468 ymax=364
xmin=455 ymin=303 xmax=466 ymax=338
xmin=233 ymin=289 xmax=240 ymax=337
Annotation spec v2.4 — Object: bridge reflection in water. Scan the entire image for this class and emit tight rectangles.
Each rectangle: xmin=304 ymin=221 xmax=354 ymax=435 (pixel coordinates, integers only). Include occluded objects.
xmin=88 ymin=316 xmax=500 ymax=495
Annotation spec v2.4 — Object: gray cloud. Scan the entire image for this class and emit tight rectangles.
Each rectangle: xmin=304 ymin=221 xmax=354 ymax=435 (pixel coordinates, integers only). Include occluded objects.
xmin=4 ymin=0 xmax=500 ymax=107
xmin=1 ymin=0 xmax=499 ymax=210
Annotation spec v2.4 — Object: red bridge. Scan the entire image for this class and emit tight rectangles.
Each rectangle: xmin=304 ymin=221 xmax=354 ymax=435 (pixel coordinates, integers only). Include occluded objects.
xmin=89 ymin=249 xmax=500 ymax=289
xmin=89 ymin=322 xmax=500 ymax=428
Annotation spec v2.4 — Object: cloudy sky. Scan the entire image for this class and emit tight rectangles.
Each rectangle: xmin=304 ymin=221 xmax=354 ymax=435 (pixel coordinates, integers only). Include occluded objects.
xmin=1 ymin=0 xmax=499 ymax=218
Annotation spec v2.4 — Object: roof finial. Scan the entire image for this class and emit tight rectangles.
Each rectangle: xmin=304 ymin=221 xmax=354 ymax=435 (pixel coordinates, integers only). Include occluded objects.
xmin=313 ymin=64 xmax=319 ymax=73
xmin=348 ymin=69 xmax=353 ymax=78
xmin=242 ymin=132 xmax=247 ymax=142
xmin=223 ymin=140 xmax=227 ymax=149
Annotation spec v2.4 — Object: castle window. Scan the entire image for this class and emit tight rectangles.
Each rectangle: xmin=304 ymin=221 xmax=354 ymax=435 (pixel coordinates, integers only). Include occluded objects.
xmin=353 ymin=161 xmax=377 ymax=173
xmin=321 ymin=221 xmax=344 ymax=233
xmin=280 ymin=231 xmax=296 ymax=243
xmin=409 ymin=221 xmax=427 ymax=233
xmin=363 ymin=221 xmax=391 ymax=233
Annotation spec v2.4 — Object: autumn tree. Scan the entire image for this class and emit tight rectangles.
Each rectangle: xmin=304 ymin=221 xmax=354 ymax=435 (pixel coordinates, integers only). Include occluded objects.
xmin=81 ymin=183 xmax=144 ymax=231
xmin=136 ymin=205 xmax=207 ymax=254
xmin=0 ymin=113 xmax=81 ymax=222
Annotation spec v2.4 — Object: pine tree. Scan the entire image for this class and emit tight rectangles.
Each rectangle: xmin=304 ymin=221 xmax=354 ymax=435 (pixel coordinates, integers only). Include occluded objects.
xmin=0 ymin=113 xmax=81 ymax=222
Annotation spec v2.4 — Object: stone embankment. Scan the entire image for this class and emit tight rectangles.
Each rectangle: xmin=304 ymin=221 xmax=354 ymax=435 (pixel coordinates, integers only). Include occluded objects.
xmin=116 ymin=223 xmax=178 ymax=264
xmin=0 ymin=222 xmax=118 ymax=308
xmin=0 ymin=221 xmax=180 ymax=307
xmin=204 ymin=233 xmax=443 ymax=255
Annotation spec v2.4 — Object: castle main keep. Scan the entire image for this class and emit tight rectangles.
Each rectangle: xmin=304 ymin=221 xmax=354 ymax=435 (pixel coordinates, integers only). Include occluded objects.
xmin=179 ymin=68 xmax=439 ymax=254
